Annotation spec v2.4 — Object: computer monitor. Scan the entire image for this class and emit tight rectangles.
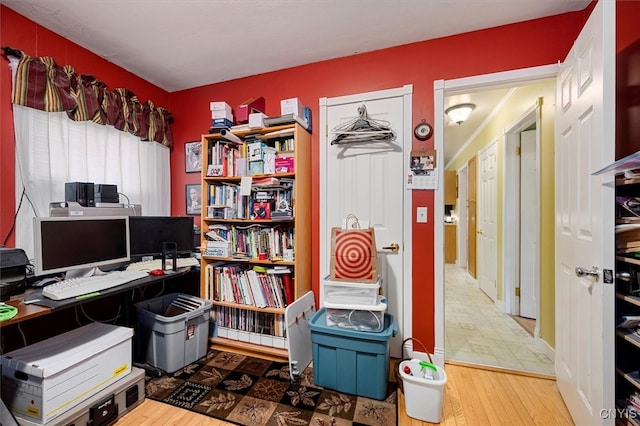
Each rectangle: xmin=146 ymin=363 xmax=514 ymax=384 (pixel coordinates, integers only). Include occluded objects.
xmin=128 ymin=216 xmax=194 ymax=261
xmin=33 ymin=216 xmax=130 ymax=277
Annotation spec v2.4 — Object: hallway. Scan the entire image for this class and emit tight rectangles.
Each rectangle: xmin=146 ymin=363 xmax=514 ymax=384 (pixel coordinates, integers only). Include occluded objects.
xmin=444 ymin=264 xmax=555 ymax=375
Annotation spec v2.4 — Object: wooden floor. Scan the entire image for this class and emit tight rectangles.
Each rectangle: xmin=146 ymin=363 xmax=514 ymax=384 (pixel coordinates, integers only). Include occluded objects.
xmin=509 ymin=315 xmax=536 ymax=337
xmin=114 ymin=361 xmax=573 ymax=425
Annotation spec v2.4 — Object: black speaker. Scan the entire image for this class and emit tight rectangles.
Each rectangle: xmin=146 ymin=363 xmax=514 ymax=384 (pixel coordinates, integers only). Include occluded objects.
xmin=65 ymin=182 xmax=95 ymax=207
xmin=94 ymin=184 xmax=119 ymax=203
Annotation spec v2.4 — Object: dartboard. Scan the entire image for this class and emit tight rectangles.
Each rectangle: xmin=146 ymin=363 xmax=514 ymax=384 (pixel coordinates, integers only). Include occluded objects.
xmin=331 ymin=228 xmax=377 ymax=281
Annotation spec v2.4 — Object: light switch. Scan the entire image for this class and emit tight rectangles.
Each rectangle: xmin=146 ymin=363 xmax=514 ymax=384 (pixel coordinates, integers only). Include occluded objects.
xmin=417 ymin=207 xmax=428 ymax=223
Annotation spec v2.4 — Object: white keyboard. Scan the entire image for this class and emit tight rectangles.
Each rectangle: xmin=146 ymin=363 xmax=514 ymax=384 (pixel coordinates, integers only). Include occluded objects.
xmin=126 ymin=257 xmax=200 ymax=272
xmin=42 ymin=270 xmax=149 ymax=300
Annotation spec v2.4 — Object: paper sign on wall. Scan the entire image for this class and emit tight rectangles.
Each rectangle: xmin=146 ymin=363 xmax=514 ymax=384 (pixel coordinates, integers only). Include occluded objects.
xmin=407 ymin=149 xmax=438 ymax=190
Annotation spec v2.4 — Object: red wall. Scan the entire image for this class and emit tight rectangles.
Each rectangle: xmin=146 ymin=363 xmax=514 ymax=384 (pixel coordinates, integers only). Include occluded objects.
xmin=168 ymin=12 xmax=588 ymax=348
xmin=618 ymin=0 xmax=640 ymax=52
xmin=1 ymin=4 xmax=589 ymax=349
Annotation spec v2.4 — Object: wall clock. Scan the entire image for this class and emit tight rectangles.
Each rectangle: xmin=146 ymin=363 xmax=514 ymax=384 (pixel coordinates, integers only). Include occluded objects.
xmin=414 ymin=120 xmax=433 ymax=141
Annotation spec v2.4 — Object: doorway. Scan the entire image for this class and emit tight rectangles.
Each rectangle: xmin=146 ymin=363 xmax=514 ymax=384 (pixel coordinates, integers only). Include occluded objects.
xmin=434 ymin=66 xmax=558 ymax=375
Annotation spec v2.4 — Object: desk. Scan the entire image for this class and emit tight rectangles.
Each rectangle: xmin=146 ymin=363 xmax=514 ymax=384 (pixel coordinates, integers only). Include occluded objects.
xmin=1 ymin=267 xmax=194 ymax=328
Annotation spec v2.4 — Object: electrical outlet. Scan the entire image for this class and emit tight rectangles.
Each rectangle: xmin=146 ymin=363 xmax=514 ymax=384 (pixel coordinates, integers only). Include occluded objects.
xmin=417 ymin=207 xmax=428 ymax=223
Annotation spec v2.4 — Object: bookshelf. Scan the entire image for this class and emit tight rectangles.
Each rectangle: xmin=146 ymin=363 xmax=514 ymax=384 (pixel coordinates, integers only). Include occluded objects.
xmin=615 ymin=176 xmax=640 ymax=419
xmin=199 ymin=123 xmax=311 ymax=359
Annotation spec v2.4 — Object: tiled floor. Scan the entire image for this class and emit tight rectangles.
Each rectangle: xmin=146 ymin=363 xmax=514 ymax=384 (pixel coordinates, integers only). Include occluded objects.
xmin=445 ymin=264 xmax=555 ymax=375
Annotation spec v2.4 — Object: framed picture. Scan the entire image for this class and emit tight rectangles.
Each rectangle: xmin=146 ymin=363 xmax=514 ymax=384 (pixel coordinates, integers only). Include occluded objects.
xmin=185 ymin=141 xmax=202 ymax=173
xmin=186 ymin=184 xmax=202 ymax=215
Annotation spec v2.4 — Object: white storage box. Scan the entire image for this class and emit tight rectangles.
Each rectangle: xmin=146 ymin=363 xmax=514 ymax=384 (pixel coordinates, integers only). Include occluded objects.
xmin=248 ymin=112 xmax=268 ymax=129
xmin=1 ymin=322 xmax=133 ymax=425
xmin=210 ymin=101 xmax=232 ymax=111
xmin=324 ymin=296 xmax=387 ymax=332
xmin=322 ymin=275 xmax=381 ymax=306
xmin=281 ymin=97 xmax=304 ymax=117
xmin=211 ymin=109 xmax=233 ymax=121
xmin=204 ymin=240 xmax=231 ymax=257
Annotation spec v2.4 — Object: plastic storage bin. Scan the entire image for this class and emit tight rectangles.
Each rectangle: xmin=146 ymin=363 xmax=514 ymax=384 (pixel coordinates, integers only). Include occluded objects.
xmin=322 ymin=275 xmax=381 ymax=306
xmin=399 ymin=359 xmax=447 ymax=423
xmin=134 ymin=293 xmax=212 ymax=373
xmin=324 ymin=296 xmax=387 ymax=332
xmin=309 ymin=308 xmax=397 ymax=400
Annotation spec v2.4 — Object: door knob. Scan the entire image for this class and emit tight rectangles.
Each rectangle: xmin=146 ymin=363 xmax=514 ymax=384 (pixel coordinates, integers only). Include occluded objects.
xmin=382 ymin=243 xmax=400 ymax=253
xmin=575 ymin=266 xmax=599 ymax=280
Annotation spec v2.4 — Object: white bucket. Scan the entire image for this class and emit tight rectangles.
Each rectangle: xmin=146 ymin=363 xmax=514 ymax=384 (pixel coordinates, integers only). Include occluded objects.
xmin=399 ymin=359 xmax=447 ymax=423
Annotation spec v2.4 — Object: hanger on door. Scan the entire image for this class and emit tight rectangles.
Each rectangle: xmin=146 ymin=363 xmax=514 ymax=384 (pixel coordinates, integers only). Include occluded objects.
xmin=331 ymin=104 xmax=396 ymax=145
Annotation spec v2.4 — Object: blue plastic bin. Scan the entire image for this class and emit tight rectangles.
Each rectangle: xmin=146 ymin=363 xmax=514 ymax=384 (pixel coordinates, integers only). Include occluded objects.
xmin=308 ymin=308 xmax=397 ymax=400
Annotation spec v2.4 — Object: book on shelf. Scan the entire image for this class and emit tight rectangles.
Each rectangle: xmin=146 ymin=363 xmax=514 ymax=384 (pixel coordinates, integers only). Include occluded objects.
xmin=617 ymin=196 xmax=640 ymax=218
xmin=212 ymin=305 xmax=286 ymax=338
xmin=267 ymin=267 xmax=294 ymax=306
xmin=206 ymin=263 xmax=291 ymax=309
xmin=616 ymin=315 xmax=640 ymax=329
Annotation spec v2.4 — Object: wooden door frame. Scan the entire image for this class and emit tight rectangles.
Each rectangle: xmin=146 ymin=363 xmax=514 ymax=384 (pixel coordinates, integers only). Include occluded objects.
xmin=467 ymin=156 xmax=477 ymax=279
xmin=434 ymin=64 xmax=559 ymax=364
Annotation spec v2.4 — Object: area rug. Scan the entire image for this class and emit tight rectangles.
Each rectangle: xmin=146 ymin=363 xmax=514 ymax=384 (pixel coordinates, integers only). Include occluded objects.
xmin=144 ymin=349 xmax=397 ymax=425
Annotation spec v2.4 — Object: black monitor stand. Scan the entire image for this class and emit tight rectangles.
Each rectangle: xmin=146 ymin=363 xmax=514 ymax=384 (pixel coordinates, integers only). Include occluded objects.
xmin=161 ymin=242 xmax=177 ymax=272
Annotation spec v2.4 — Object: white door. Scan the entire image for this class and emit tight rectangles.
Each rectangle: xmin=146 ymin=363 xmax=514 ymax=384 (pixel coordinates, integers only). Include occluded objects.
xmin=320 ymin=86 xmax=412 ymax=358
xmin=520 ymin=129 xmax=537 ymax=319
xmin=555 ymin=1 xmax=615 ymax=424
xmin=478 ymin=139 xmax=498 ymax=302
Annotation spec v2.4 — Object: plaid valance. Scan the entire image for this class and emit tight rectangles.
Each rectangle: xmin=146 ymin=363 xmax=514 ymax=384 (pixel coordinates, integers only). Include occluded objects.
xmin=10 ymin=51 xmax=173 ymax=147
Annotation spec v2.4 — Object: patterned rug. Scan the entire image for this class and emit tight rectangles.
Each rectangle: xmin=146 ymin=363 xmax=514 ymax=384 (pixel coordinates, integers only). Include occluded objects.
xmin=144 ymin=349 xmax=397 ymax=425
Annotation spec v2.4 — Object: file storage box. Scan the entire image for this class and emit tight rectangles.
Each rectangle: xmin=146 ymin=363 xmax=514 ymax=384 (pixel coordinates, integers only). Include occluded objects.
xmin=321 ymin=275 xmax=381 ymax=306
xmin=309 ymin=308 xmax=396 ymax=400
xmin=1 ymin=322 xmax=133 ymax=425
xmin=324 ymin=296 xmax=387 ymax=332
xmin=134 ymin=293 xmax=212 ymax=373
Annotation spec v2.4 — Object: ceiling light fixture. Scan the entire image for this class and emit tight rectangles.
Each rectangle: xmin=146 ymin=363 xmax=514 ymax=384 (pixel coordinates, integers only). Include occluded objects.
xmin=445 ymin=103 xmax=476 ymax=125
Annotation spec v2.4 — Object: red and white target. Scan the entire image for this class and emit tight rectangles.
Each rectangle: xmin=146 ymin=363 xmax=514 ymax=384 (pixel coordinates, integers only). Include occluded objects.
xmin=331 ymin=228 xmax=377 ymax=281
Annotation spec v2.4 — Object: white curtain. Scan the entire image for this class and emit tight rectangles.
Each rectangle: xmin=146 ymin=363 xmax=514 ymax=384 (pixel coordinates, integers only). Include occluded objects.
xmin=13 ymin=105 xmax=171 ymax=262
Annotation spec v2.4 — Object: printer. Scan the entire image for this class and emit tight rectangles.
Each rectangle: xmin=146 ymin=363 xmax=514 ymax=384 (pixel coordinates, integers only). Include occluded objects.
xmin=0 ymin=248 xmax=29 ymax=301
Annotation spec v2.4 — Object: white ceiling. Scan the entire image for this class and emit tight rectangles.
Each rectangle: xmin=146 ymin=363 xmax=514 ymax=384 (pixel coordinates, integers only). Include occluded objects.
xmin=2 ymin=0 xmax=589 ymax=163
xmin=2 ymin=0 xmax=589 ymax=93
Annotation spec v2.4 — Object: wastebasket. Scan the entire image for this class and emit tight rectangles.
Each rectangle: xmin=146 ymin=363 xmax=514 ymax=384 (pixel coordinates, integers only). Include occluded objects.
xmin=134 ymin=293 xmax=211 ymax=373
xmin=399 ymin=358 xmax=447 ymax=423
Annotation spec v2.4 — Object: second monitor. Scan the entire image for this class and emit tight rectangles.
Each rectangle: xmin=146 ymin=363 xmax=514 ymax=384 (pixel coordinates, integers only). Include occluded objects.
xmin=129 ymin=216 xmax=194 ymax=262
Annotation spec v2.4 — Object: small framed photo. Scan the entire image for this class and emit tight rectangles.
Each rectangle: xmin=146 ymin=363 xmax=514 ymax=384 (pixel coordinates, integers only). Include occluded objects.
xmin=185 ymin=141 xmax=202 ymax=173
xmin=186 ymin=184 xmax=202 ymax=215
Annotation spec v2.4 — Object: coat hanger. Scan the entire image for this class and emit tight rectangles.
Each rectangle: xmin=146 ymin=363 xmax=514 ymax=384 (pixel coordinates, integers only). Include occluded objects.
xmin=331 ymin=104 xmax=396 ymax=145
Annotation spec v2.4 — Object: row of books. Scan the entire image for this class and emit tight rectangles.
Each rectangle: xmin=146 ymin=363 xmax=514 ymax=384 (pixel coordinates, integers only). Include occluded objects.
xmin=206 ymin=180 xmax=293 ymax=220
xmin=205 ymin=263 xmax=294 ymax=309
xmin=204 ymin=223 xmax=294 ymax=260
xmin=618 ymin=388 xmax=640 ymax=418
xmin=212 ymin=305 xmax=286 ymax=339
xmin=206 ymin=137 xmax=295 ymax=178
xmin=616 ymin=223 xmax=640 ymax=253
xmin=207 ymin=140 xmax=242 ymax=177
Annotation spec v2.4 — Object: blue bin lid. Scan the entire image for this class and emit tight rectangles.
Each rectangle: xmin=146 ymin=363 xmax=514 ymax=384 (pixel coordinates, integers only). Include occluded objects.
xmin=309 ymin=308 xmax=397 ymax=340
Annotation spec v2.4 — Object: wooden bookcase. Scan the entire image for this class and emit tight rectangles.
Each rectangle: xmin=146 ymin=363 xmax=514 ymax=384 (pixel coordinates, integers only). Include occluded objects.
xmin=614 ymin=176 xmax=640 ymax=422
xmin=199 ymin=123 xmax=311 ymax=359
